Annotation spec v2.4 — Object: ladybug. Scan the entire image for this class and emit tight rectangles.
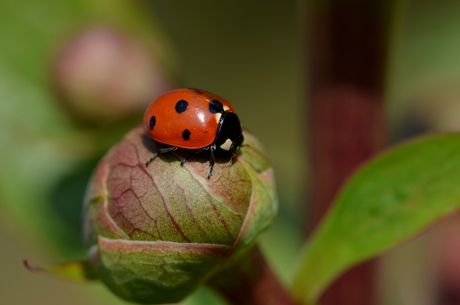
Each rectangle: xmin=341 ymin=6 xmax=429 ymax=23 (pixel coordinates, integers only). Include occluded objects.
xmin=144 ymin=88 xmax=244 ymax=178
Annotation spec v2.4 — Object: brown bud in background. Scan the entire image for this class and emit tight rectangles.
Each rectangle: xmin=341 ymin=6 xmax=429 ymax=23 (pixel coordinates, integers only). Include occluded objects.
xmin=53 ymin=27 xmax=174 ymax=125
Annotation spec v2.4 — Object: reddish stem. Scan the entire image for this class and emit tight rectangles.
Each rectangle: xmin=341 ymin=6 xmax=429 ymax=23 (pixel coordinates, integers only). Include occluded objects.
xmin=306 ymin=1 xmax=390 ymax=304
xmin=208 ymin=246 xmax=298 ymax=305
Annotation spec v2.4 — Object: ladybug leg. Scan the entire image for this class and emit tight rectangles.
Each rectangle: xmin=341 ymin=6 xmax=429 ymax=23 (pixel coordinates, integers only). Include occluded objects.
xmin=145 ymin=146 xmax=178 ymax=166
xmin=227 ymin=142 xmax=245 ymax=165
xmin=180 ymin=147 xmax=208 ymax=166
xmin=207 ymin=144 xmax=216 ymax=179
xmin=228 ymin=154 xmax=234 ymax=165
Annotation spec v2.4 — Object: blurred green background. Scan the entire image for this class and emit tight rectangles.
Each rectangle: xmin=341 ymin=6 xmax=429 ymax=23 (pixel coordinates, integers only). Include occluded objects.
xmin=2 ymin=0 xmax=460 ymax=304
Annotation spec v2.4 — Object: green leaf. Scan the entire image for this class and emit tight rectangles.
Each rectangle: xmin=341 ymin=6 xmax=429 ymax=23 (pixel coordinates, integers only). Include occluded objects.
xmin=291 ymin=133 xmax=460 ymax=305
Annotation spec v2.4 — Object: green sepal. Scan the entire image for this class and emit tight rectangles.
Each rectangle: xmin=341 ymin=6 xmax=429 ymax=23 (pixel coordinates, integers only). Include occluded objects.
xmin=95 ymin=236 xmax=231 ymax=304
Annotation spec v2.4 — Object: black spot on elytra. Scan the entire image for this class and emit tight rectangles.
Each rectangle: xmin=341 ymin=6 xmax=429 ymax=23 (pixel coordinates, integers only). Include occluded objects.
xmin=182 ymin=129 xmax=191 ymax=141
xmin=175 ymin=100 xmax=188 ymax=113
xmin=209 ymin=100 xmax=224 ymax=114
xmin=149 ymin=116 xmax=156 ymax=130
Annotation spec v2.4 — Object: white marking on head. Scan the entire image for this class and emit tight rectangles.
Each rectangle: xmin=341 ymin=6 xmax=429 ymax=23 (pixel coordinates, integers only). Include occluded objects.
xmin=223 ymin=105 xmax=230 ymax=111
xmin=214 ymin=113 xmax=222 ymax=123
xmin=220 ymin=138 xmax=233 ymax=151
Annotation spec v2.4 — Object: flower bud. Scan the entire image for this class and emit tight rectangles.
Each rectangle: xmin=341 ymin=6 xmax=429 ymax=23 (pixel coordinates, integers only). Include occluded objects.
xmin=54 ymin=27 xmax=173 ymax=125
xmin=81 ymin=125 xmax=277 ymax=303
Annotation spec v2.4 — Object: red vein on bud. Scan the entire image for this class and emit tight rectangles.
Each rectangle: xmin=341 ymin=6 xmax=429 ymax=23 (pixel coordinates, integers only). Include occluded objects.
xmin=140 ymin=164 xmax=192 ymax=243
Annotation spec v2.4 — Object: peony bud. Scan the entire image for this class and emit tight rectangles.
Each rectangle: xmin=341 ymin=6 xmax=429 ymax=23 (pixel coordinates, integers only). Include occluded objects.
xmin=54 ymin=27 xmax=173 ymax=125
xmin=27 ymin=125 xmax=277 ymax=304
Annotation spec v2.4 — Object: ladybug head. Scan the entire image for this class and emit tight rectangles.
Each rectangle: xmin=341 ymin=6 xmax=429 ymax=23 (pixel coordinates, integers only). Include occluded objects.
xmin=215 ymin=112 xmax=244 ymax=156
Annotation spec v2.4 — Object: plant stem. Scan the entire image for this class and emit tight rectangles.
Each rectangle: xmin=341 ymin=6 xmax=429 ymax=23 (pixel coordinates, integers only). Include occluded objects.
xmin=306 ymin=1 xmax=392 ymax=304
xmin=208 ymin=246 xmax=298 ymax=305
